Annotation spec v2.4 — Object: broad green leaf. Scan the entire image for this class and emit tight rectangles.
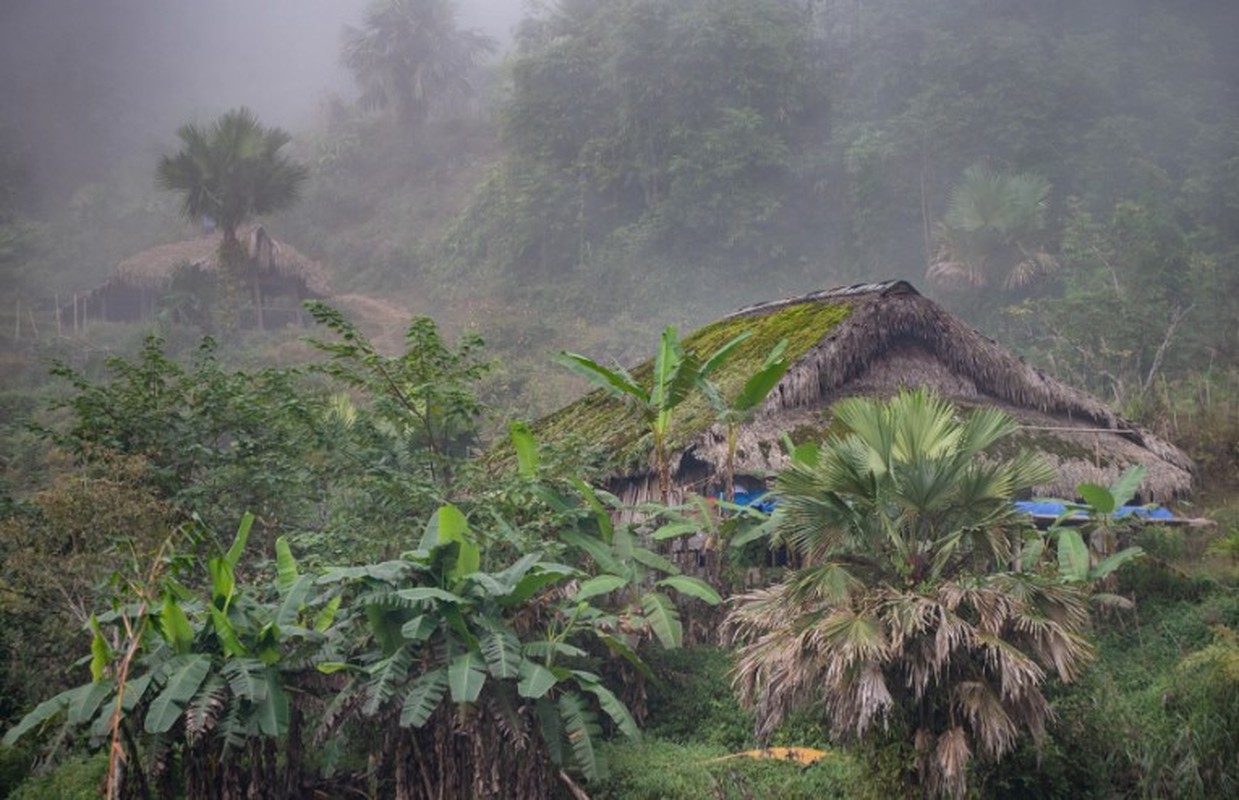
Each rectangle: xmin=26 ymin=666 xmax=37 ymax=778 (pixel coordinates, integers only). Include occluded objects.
xmin=401 ymin=615 xmax=437 ymax=642
xmin=315 ymin=561 xmax=408 ymax=585
xmin=495 ymin=552 xmax=543 ymax=590
xmin=400 ymin=668 xmax=448 ymax=728
xmin=365 ymin=648 xmax=412 ymax=715
xmin=1020 ymin=536 xmax=1045 ymax=572
xmin=448 ymin=651 xmax=487 ymax=703
xmin=641 ymin=592 xmax=683 ymax=648
xmin=524 ymin=641 xmax=587 ymax=661
xmin=575 ymin=676 xmax=640 ymax=741
xmin=650 ymin=521 xmax=700 ymax=541
xmin=89 ymin=614 xmax=112 ymax=681
xmin=397 ymin=587 xmax=465 ymax=605
xmin=656 ymin=575 xmax=722 ymax=605
xmin=1056 ymin=528 xmax=1090 ymax=582
xmin=207 ymin=556 xmax=235 ymax=611
xmin=697 ymin=331 xmax=751 ymax=380
xmin=1076 ymin=484 xmax=1116 ymax=515
xmin=222 ymin=659 xmax=269 ymax=703
xmin=554 ymin=352 xmax=646 ymax=404
xmin=729 ymin=515 xmax=776 ymax=548
xmin=480 ymin=628 xmax=523 ymax=679
xmin=630 ymin=546 xmax=680 ymax=576
xmin=734 ymin=353 xmax=791 ymax=412
xmin=69 ymin=679 xmax=114 ymax=726
xmin=274 ymin=536 xmax=298 ymax=594
xmin=518 ymin=660 xmax=560 ymax=699
xmin=254 ymin=673 xmax=289 ymax=737
xmin=559 ymin=691 xmax=604 ymax=782
xmin=159 ymin=595 xmax=195 ymax=655
xmin=574 ymin=575 xmax=628 ymax=602
xmin=144 ymin=655 xmax=211 ymax=734
xmin=276 ymin=574 xmax=313 ymax=627
xmin=569 ymin=478 xmax=614 ymax=544
xmin=437 ymin=505 xmax=479 ymax=580
xmin=225 ymin=512 xmax=254 ymax=570
xmin=560 ymin=530 xmax=622 ymax=574
xmin=536 ymin=696 xmax=564 ymax=766
xmin=507 ymin=565 xmax=577 ymax=607
xmin=596 ymin=633 xmax=655 ymax=680
xmin=1109 ymin=466 xmax=1147 ymax=510
xmin=122 ymin=673 xmax=153 ymax=712
xmin=208 ymin=605 xmax=248 ymax=657
xmin=510 ymin=421 xmax=539 ymax=478
xmin=2 ymin=686 xmax=79 ymax=746
xmin=313 ymin=595 xmax=342 ymax=632
xmin=1090 ymin=546 xmax=1145 ymax=581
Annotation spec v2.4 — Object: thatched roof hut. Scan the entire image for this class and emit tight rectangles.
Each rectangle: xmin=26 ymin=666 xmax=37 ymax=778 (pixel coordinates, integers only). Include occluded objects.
xmin=531 ymin=280 xmax=1193 ymax=506
xmin=65 ymin=226 xmax=329 ymax=329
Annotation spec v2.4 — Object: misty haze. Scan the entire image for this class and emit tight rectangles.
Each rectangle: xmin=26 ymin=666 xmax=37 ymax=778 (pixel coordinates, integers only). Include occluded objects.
xmin=2 ymin=1 xmax=1239 ymax=798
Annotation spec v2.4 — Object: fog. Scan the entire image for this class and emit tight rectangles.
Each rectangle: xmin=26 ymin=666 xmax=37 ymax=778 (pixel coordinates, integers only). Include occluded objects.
xmin=0 ymin=0 xmax=523 ymax=209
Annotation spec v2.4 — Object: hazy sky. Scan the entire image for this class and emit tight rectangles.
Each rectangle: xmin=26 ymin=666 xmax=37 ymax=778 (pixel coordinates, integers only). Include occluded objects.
xmin=0 ymin=0 xmax=524 ymax=206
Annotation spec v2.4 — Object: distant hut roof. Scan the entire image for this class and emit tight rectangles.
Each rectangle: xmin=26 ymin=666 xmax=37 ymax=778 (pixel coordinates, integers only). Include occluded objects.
xmin=523 ymin=280 xmax=1193 ymax=505
xmin=114 ymin=225 xmax=330 ymax=296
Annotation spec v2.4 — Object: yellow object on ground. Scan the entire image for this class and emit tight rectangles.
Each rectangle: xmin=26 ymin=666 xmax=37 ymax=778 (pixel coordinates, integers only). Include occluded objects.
xmin=709 ymin=747 xmax=831 ymax=766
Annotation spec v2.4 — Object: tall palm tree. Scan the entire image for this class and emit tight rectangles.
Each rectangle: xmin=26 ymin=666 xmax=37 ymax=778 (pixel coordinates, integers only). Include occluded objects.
xmin=342 ymin=0 xmax=496 ymax=125
xmin=157 ymin=107 xmax=308 ymax=329
xmin=927 ymin=165 xmax=1059 ymax=291
xmin=725 ymin=389 xmax=1094 ymax=799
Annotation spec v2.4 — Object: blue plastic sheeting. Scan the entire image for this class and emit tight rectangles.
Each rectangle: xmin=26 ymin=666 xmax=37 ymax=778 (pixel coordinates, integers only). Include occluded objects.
xmin=1013 ymin=500 xmax=1176 ymax=521
xmin=729 ymin=489 xmax=777 ymax=513
xmin=728 ymin=493 xmax=1178 ymax=522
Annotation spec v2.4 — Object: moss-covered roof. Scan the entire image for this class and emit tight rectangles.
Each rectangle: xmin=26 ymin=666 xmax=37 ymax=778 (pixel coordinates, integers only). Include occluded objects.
xmin=531 ymin=298 xmax=853 ymax=475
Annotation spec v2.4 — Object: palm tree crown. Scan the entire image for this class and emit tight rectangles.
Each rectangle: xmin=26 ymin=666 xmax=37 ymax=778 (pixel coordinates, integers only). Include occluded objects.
xmin=342 ymin=0 xmax=496 ymax=125
xmin=156 ymin=107 xmax=308 ymax=244
xmin=725 ymin=389 xmax=1094 ymax=798
xmin=927 ymin=165 xmax=1059 ymax=291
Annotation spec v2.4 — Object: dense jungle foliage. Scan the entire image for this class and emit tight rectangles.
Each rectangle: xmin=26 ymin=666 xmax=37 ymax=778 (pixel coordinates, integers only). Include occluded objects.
xmin=3 ymin=0 xmax=1239 ymax=797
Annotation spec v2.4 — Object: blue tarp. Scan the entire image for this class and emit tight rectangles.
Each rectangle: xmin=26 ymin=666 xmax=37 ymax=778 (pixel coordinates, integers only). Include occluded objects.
xmin=727 ymin=492 xmax=1178 ymax=522
xmin=1013 ymin=500 xmax=1176 ymax=521
xmin=729 ymin=489 xmax=777 ymax=513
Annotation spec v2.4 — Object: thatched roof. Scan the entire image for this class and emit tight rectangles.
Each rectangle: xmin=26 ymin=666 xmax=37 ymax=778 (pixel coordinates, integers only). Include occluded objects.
xmin=114 ymin=225 xmax=330 ymax=296
xmin=530 ymin=280 xmax=1193 ymax=505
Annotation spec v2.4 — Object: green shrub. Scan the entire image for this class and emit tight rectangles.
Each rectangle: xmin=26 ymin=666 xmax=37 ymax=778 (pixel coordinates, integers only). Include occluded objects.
xmin=594 ymin=740 xmax=861 ymax=800
xmin=642 ymin=647 xmax=754 ymax=750
xmin=7 ymin=752 xmax=105 ymax=800
xmin=0 ymin=745 xmax=32 ymax=799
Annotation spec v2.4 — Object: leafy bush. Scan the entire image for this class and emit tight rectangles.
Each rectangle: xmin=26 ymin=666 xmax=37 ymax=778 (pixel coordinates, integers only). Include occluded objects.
xmin=641 ymin=647 xmax=753 ymax=750
xmin=6 ymin=752 xmax=105 ymax=800
xmin=594 ymin=740 xmax=860 ymax=800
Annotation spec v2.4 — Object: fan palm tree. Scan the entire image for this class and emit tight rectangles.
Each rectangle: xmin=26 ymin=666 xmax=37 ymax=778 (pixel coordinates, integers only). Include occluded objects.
xmin=342 ymin=0 xmax=496 ymax=125
xmin=725 ymin=389 xmax=1094 ymax=799
xmin=927 ymin=165 xmax=1059 ymax=291
xmin=157 ymin=108 xmax=308 ymax=330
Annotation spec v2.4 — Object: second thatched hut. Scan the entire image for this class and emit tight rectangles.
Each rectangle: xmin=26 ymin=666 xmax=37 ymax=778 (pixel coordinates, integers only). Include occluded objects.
xmin=64 ymin=225 xmax=329 ymax=330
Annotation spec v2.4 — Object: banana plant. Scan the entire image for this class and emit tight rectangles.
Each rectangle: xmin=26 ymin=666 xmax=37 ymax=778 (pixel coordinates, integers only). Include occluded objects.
xmin=3 ymin=514 xmax=342 ymax=796
xmin=556 ymin=326 xmax=748 ymax=503
xmin=1021 ymin=466 xmax=1148 ymax=599
xmin=315 ymin=503 xmax=643 ymax=784
xmin=558 ymin=480 xmax=723 ymax=652
xmin=697 ymin=337 xmax=791 ymax=501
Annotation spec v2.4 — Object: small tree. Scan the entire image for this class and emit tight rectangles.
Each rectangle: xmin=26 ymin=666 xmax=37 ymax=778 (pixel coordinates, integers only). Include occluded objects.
xmin=157 ymin=108 xmax=308 ymax=330
xmin=726 ymin=389 xmax=1094 ymax=798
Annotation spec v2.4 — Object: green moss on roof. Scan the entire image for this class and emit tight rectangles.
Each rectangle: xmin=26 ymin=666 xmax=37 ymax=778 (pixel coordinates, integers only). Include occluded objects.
xmin=531 ymin=300 xmax=853 ymax=474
